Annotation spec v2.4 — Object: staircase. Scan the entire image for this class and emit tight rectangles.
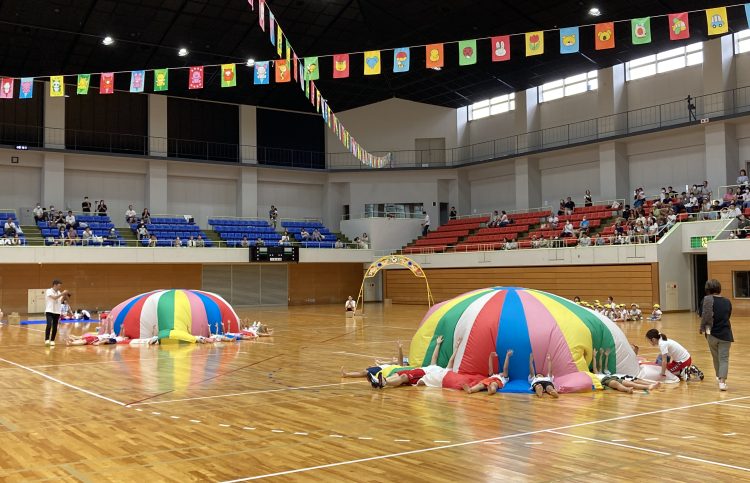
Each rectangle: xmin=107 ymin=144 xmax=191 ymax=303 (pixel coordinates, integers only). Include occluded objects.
xmin=119 ymin=228 xmax=139 ymax=247
xmin=21 ymin=225 xmax=43 ymax=246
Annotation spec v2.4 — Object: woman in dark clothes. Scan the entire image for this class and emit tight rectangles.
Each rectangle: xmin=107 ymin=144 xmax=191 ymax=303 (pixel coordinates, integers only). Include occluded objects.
xmin=700 ymin=279 xmax=734 ymax=391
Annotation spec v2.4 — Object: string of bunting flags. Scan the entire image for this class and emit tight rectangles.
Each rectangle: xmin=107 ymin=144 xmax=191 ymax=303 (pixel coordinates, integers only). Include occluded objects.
xmin=1 ymin=3 xmax=750 ymax=167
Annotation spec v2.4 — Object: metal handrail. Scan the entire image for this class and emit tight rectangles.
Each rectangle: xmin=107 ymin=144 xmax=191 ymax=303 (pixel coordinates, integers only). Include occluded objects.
xmin=5 ymin=236 xmax=368 ymax=249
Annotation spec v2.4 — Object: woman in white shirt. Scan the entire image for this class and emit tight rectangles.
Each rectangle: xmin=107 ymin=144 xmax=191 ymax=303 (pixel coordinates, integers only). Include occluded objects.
xmin=645 ymin=329 xmax=692 ymax=380
xmin=44 ymin=279 xmax=69 ymax=346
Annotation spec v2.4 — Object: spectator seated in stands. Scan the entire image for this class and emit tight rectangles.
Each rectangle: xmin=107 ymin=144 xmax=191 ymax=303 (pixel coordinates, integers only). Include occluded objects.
xmin=738 ymin=169 xmax=749 ymax=186
xmin=561 ymin=220 xmax=575 ymax=238
xmin=137 ymin=223 xmax=149 ymax=240
xmin=594 ymin=233 xmax=606 ymax=246
xmin=503 ymin=238 xmax=518 ymax=250
xmin=355 ymin=237 xmax=368 ymax=249
xmin=311 ymin=228 xmax=323 ymax=241
xmin=547 ymin=213 xmax=559 ymax=230
xmin=498 ymin=211 xmax=510 ymax=227
xmin=125 ymin=205 xmax=137 ymax=224
xmin=488 ymin=210 xmax=500 ymax=228
xmin=173 ymin=236 xmax=183 ymax=247
xmin=280 ymin=231 xmax=291 ymax=246
xmin=4 ymin=218 xmax=19 ymax=236
xmin=449 ymin=206 xmax=457 ymax=220
xmin=187 ymin=236 xmax=196 ymax=247
xmin=335 ymin=239 xmax=344 ymax=249
xmin=685 ymin=193 xmax=700 ymax=213
xmin=671 ymin=196 xmax=686 ymax=214
xmin=647 ymin=219 xmax=659 ymax=242
xmin=578 ymin=233 xmax=591 ymax=247
xmin=82 ymin=227 xmax=94 ymax=246
xmin=141 ymin=208 xmax=151 ymax=224
xmin=563 ymin=197 xmax=575 ymax=216
xmin=530 ymin=234 xmax=539 ymax=248
xmin=148 ymin=234 xmax=157 ymax=247
xmin=720 ymin=188 xmax=737 ymax=208
xmin=196 ymin=235 xmax=205 ymax=247
xmin=579 ymin=216 xmax=590 ymax=234
xmin=721 ymin=204 xmax=741 ymax=219
xmin=33 ymin=203 xmax=44 ymax=223
xmin=107 ymin=227 xmax=118 ymax=244
xmin=736 ymin=214 xmax=750 ymax=239
xmin=361 ymin=233 xmax=370 ymax=246
xmin=300 ymin=228 xmax=310 ymax=241
xmin=633 ymin=187 xmax=646 ymax=208
xmin=65 ymin=210 xmax=77 ymax=230
xmin=256 ymin=237 xmax=265 ymax=247
xmin=240 ymin=236 xmax=249 ymax=248
xmin=65 ymin=227 xmax=79 ymax=246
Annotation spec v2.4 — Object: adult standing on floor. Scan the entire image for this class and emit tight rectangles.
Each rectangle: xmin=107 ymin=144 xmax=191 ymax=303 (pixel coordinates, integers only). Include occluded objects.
xmin=45 ymin=279 xmax=69 ymax=347
xmin=700 ymin=279 xmax=734 ymax=391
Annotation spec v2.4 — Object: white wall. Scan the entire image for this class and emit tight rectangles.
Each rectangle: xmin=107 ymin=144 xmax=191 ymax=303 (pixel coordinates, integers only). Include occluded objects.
xmin=467 ymin=162 xmax=515 ymax=214
xmin=167 ymin=176 xmax=237 ymax=228
xmin=539 ymin=90 xmax=600 ymax=129
xmin=0 ymin=164 xmax=41 ymax=213
xmin=340 ymin=218 xmax=423 ymax=251
xmin=626 ymin=65 xmax=703 ymax=111
xmin=539 ymin=148 xmax=600 ymax=205
xmin=64 ymin=168 xmax=146 ymax=223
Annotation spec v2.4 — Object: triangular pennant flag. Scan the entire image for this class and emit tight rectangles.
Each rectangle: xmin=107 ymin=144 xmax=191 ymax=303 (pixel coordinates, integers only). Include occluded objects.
xmin=277 ymin=26 xmax=283 ymax=57
xmin=559 ymin=27 xmax=579 ymax=54
xmin=364 ymin=50 xmax=381 ymax=75
xmin=130 ymin=70 xmax=145 ymax=93
xmin=269 ymin=13 xmax=276 ymax=45
xmin=76 ymin=74 xmax=91 ymax=95
xmin=595 ymin=22 xmax=615 ymax=50
xmin=188 ymin=66 xmax=204 ymax=89
xmin=393 ymin=48 xmax=410 ymax=72
xmin=50 ymin=76 xmax=65 ymax=97
xmin=221 ymin=64 xmax=237 ymax=87
xmin=525 ymin=31 xmax=544 ymax=56
xmin=154 ymin=69 xmax=169 ymax=91
xmin=100 ymin=72 xmax=114 ymax=94
xmin=706 ymin=7 xmax=729 ymax=35
xmin=0 ymin=78 xmax=14 ymax=99
xmin=491 ymin=35 xmax=511 ymax=61
xmin=631 ymin=17 xmax=652 ymax=45
xmin=304 ymin=57 xmax=320 ymax=80
xmin=458 ymin=39 xmax=477 ymax=66
xmin=275 ymin=59 xmax=291 ymax=82
xmin=19 ymin=78 xmax=34 ymax=99
xmin=333 ymin=54 xmax=350 ymax=78
xmin=254 ymin=61 xmax=270 ymax=84
xmin=425 ymin=44 xmax=444 ymax=68
xmin=668 ymin=13 xmax=690 ymax=40
xmin=259 ymin=0 xmax=265 ymax=31
xmin=248 ymin=0 xmax=254 ymax=11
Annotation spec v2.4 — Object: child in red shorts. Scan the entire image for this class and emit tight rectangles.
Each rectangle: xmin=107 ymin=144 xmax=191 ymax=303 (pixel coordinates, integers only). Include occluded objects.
xmin=462 ymin=349 xmax=513 ymax=395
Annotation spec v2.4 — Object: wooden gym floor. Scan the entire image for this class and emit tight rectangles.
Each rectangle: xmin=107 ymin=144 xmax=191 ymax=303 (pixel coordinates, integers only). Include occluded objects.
xmin=0 ymin=304 xmax=747 ymax=482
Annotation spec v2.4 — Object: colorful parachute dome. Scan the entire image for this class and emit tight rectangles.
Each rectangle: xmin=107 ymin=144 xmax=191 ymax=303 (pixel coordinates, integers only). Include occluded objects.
xmin=409 ymin=287 xmax=638 ymax=393
xmin=108 ymin=290 xmax=241 ymax=343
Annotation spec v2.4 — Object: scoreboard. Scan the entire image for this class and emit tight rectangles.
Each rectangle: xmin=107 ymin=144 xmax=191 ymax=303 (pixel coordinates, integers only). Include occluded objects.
xmin=250 ymin=245 xmax=299 ymax=262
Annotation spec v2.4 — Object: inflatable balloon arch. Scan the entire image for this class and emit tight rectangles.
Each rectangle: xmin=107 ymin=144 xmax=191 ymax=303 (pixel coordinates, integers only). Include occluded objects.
xmin=356 ymin=255 xmax=434 ymax=312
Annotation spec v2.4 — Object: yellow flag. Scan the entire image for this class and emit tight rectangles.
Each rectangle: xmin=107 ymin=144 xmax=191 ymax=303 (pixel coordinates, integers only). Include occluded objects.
xmin=277 ymin=26 xmax=283 ymax=57
xmin=49 ymin=76 xmax=65 ymax=97
xmin=706 ymin=7 xmax=729 ymax=35
xmin=363 ymin=50 xmax=381 ymax=75
xmin=525 ymin=31 xmax=544 ymax=57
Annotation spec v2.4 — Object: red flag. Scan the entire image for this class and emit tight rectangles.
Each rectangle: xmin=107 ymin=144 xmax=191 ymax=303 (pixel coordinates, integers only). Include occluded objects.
xmin=100 ymin=72 xmax=114 ymax=94
xmin=0 ymin=77 xmax=14 ymax=98
xmin=491 ymin=35 xmax=511 ymax=62
xmin=275 ymin=59 xmax=291 ymax=82
xmin=293 ymin=54 xmax=299 ymax=80
xmin=668 ymin=13 xmax=690 ymax=40
xmin=595 ymin=22 xmax=615 ymax=50
xmin=333 ymin=54 xmax=350 ymax=78
xmin=259 ymin=0 xmax=265 ymax=31
xmin=188 ymin=66 xmax=204 ymax=89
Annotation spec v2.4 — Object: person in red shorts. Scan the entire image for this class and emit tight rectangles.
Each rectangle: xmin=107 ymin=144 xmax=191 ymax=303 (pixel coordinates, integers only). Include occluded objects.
xmin=374 ymin=335 xmax=458 ymax=388
xmin=462 ymin=349 xmax=513 ymax=395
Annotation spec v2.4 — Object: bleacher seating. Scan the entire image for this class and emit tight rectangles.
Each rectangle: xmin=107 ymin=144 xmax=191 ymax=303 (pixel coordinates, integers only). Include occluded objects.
xmin=133 ymin=217 xmax=213 ymax=247
xmin=209 ymin=218 xmax=279 ymax=247
xmin=281 ymin=220 xmax=338 ymax=248
xmin=38 ymin=215 xmax=123 ymax=246
xmin=0 ymin=211 xmax=26 ymax=245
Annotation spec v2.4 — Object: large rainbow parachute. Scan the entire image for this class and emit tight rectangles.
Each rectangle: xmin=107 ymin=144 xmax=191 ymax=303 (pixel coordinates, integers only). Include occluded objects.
xmin=409 ymin=287 xmax=639 ymax=392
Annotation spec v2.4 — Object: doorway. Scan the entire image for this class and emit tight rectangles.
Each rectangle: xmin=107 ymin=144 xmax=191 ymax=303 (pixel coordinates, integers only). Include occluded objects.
xmin=692 ymin=254 xmax=708 ymax=313
xmin=439 ymin=203 xmax=449 ymax=226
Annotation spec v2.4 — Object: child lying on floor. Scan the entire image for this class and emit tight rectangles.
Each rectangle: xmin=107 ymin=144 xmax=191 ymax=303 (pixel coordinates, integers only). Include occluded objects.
xmin=341 ymin=341 xmax=408 ymax=382
xmin=66 ymin=333 xmax=129 ymax=345
xmin=593 ymin=348 xmax=660 ymax=393
xmin=529 ymin=353 xmax=559 ymax=398
xmin=462 ymin=349 xmax=513 ymax=395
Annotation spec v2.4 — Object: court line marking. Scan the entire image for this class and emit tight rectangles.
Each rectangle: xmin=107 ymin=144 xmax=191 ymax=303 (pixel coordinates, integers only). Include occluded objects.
xmin=129 ymin=381 xmax=365 ymax=406
xmin=716 ymin=403 xmax=750 ymax=409
xmin=219 ymin=395 xmax=750 ymax=482
xmin=677 ymin=455 xmax=750 ymax=472
xmin=0 ymin=357 xmax=127 ymax=406
xmin=548 ymin=431 xmax=670 ymax=456
xmin=332 ymin=351 xmax=386 ymax=359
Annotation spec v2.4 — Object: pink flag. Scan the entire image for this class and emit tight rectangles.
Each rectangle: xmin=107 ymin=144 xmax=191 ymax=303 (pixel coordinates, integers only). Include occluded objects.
xmin=0 ymin=77 xmax=14 ymax=99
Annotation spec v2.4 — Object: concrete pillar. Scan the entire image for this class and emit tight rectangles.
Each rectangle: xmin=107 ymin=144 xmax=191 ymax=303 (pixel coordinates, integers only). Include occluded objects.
xmin=42 ymin=152 xmax=65 ymax=209
xmin=43 ymin=82 xmax=65 ymax=149
xmin=239 ymin=105 xmax=257 ymax=164
xmin=514 ymin=156 xmax=541 ymax=210
xmin=705 ymin=122 xmax=738 ymax=191
xmin=515 ymin=88 xmax=540 ymax=152
xmin=597 ymin=65 xmax=628 ymax=136
xmin=702 ymin=36 xmax=736 ymax=116
xmin=148 ymin=94 xmax=168 ymax=157
xmin=147 ymin=160 xmax=168 ymax=214
xmin=450 ymin=170 xmax=471 ymax=215
xmin=322 ymin=181 xmax=349 ymax=230
xmin=598 ymin=142 xmax=630 ymax=202
xmin=237 ymin=167 xmax=258 ymax=218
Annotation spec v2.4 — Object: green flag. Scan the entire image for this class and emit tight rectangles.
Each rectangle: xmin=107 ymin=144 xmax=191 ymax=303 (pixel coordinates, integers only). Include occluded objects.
xmin=631 ymin=17 xmax=652 ymax=45
xmin=76 ymin=74 xmax=90 ymax=94
xmin=304 ymin=57 xmax=319 ymax=81
xmin=458 ymin=39 xmax=477 ymax=66
xmin=154 ymin=69 xmax=169 ymax=92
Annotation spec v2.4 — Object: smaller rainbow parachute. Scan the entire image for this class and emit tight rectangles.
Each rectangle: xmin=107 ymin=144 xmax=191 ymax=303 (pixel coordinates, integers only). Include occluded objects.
xmin=107 ymin=290 xmax=240 ymax=343
xmin=409 ymin=287 xmax=639 ymax=393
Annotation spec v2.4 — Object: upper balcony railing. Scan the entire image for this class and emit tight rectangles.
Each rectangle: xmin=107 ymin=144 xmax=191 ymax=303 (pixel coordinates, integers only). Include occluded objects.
xmin=3 ymin=83 xmax=750 ymax=170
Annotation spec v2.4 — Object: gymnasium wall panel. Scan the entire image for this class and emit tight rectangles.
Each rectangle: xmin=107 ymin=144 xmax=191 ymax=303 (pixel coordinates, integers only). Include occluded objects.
xmin=384 ymin=264 xmax=659 ymax=309
xmin=257 ymin=181 xmax=324 ymax=220
xmin=708 ymin=260 xmax=750 ymax=317
xmin=167 ymin=176 xmax=237 ymax=227
xmin=64 ymin=169 xmax=146 ymax=221
xmin=288 ymin=263 xmax=363 ymax=305
xmin=470 ymin=174 xmax=515 ymax=214
xmin=0 ymin=165 xmax=41 ymax=211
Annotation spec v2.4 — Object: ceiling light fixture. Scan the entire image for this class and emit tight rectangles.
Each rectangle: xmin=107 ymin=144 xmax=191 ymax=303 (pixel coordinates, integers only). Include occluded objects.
xmin=178 ymin=47 xmax=188 ymax=57
xmin=588 ymin=7 xmax=601 ymax=16
xmin=102 ymin=36 xmax=114 ymax=46
xmin=246 ymin=58 xmax=255 ymax=67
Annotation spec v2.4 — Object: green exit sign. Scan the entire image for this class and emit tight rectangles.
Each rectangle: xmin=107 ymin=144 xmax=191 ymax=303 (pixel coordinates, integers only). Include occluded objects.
xmin=690 ymin=236 xmax=711 ymax=249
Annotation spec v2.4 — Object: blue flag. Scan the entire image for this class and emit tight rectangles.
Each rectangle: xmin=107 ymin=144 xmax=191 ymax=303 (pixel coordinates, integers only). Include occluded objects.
xmin=746 ymin=4 xmax=750 ymax=26
xmin=129 ymin=70 xmax=145 ymax=93
xmin=254 ymin=61 xmax=270 ymax=85
xmin=269 ymin=13 xmax=276 ymax=46
xmin=559 ymin=27 xmax=579 ymax=54
xmin=393 ymin=48 xmax=410 ymax=73
xmin=19 ymin=78 xmax=34 ymax=99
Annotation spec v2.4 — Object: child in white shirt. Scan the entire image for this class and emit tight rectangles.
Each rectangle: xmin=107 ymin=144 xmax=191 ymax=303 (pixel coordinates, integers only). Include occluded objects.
xmin=648 ymin=304 xmax=662 ymax=321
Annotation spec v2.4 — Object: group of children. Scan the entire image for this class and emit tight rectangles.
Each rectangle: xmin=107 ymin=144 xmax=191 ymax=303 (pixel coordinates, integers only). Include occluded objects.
xmin=341 ymin=324 xmax=703 ymax=397
xmin=573 ymin=296 xmax=662 ymax=322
